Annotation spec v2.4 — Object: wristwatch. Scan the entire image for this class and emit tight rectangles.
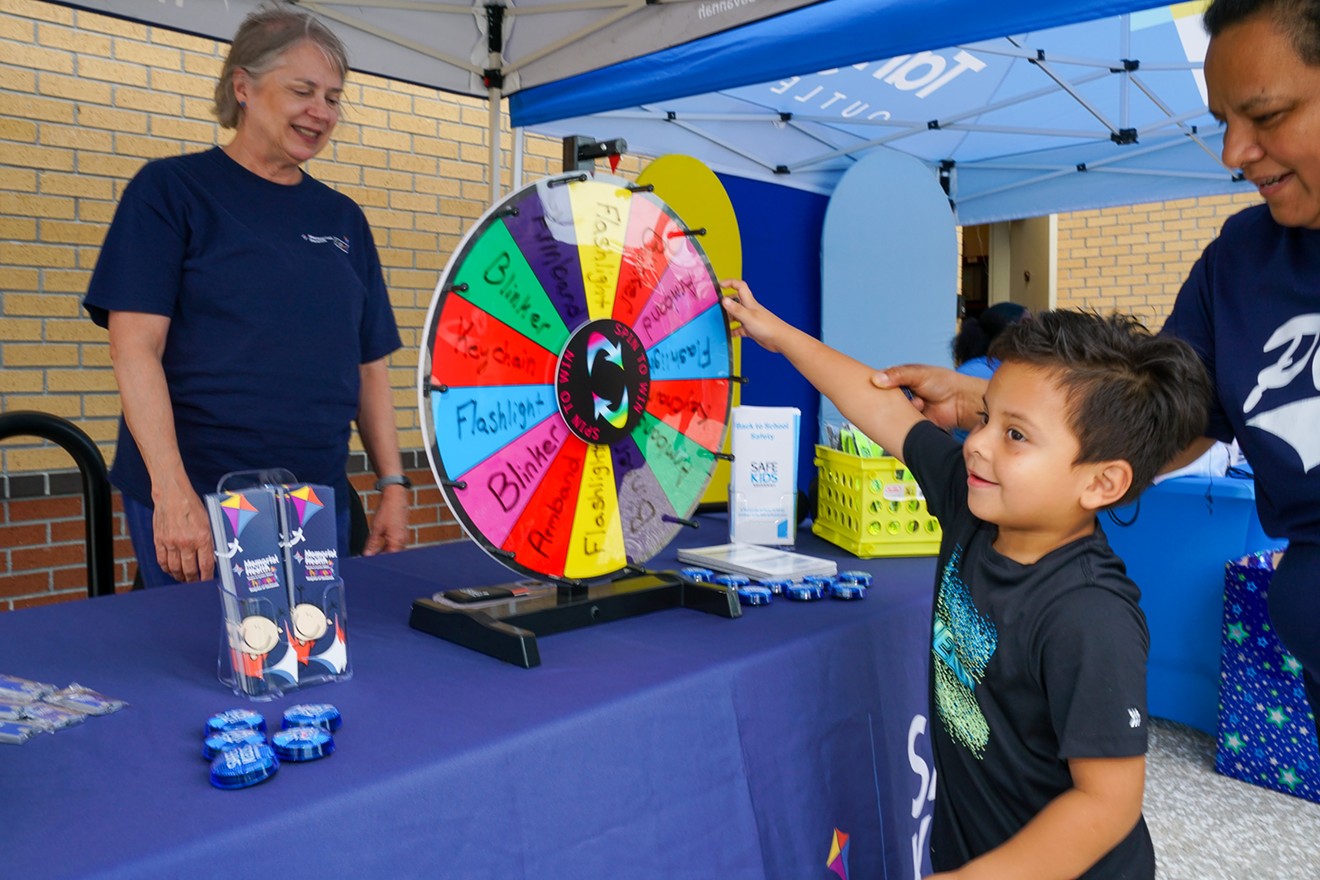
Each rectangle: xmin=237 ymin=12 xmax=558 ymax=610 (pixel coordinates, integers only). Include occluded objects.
xmin=375 ymin=474 xmax=413 ymax=491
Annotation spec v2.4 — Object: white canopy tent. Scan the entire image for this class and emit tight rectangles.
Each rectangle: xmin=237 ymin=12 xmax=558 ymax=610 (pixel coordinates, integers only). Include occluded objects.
xmin=55 ymin=0 xmax=820 ymax=203
xmin=52 ymin=0 xmax=1249 ymax=219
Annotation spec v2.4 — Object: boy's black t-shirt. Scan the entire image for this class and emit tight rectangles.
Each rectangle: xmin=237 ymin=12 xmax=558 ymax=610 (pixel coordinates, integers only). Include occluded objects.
xmin=903 ymin=421 xmax=1155 ymax=878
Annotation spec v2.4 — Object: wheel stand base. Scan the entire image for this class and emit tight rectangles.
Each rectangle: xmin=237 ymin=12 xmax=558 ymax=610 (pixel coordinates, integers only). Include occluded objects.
xmin=408 ymin=571 xmax=741 ymax=668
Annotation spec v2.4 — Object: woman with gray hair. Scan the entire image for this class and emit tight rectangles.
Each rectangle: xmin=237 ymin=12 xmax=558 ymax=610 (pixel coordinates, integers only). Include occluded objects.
xmin=85 ymin=4 xmax=409 ymax=586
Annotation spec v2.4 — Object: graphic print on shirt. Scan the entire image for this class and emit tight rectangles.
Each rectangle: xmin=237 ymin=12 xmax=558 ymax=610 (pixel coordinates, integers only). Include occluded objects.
xmin=932 ymin=545 xmax=998 ymax=759
xmin=1243 ymin=313 xmax=1320 ymax=471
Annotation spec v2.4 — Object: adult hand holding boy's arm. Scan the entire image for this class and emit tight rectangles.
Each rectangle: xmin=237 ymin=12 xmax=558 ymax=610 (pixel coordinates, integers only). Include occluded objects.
xmin=721 ymin=279 xmax=925 ymax=460
xmin=871 ymin=364 xmax=987 ymax=433
xmin=925 ymin=755 xmax=1146 ymax=880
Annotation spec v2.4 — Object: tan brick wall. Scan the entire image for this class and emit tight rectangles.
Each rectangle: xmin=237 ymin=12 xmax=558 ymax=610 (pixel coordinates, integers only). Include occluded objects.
xmin=0 ymin=0 xmax=1267 ymax=609
xmin=1053 ymin=191 xmax=1261 ymax=327
xmin=0 ymin=0 xmax=636 ymax=608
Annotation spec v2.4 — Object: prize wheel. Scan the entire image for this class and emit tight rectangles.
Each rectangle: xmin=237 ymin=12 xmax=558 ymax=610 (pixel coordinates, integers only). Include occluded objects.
xmin=418 ymin=172 xmax=733 ymax=583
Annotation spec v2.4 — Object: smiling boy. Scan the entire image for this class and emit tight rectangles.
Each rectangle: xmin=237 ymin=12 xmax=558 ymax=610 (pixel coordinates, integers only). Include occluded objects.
xmin=721 ymin=281 xmax=1211 ymax=879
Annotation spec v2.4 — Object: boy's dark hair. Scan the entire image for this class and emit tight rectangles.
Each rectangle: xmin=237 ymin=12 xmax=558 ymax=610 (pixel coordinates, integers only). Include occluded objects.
xmin=988 ymin=310 xmax=1211 ymax=505
xmin=1204 ymin=0 xmax=1320 ymax=65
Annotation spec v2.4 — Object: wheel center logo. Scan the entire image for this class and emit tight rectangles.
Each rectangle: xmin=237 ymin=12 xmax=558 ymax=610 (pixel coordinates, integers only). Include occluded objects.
xmin=556 ymin=319 xmax=650 ymax=444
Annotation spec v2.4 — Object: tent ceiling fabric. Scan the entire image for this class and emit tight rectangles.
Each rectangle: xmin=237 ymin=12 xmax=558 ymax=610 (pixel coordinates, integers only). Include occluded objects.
xmin=54 ymin=0 xmax=820 ymax=95
xmin=516 ymin=1 xmax=1251 ymax=225
xmin=56 ymin=0 xmax=1252 ymax=222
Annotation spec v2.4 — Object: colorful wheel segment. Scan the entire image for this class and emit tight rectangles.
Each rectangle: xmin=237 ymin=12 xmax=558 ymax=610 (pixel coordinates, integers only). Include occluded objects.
xmin=419 ymin=172 xmax=733 ymax=583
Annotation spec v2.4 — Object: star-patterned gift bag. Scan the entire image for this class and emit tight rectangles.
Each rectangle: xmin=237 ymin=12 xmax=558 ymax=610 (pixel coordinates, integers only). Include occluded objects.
xmin=1216 ymin=550 xmax=1320 ymax=803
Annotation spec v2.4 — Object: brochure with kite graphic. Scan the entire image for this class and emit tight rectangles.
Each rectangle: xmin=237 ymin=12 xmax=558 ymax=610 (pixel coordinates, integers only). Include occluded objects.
xmin=276 ymin=483 xmax=352 ymax=686
xmin=206 ymin=481 xmax=351 ymax=700
xmin=207 ymin=486 xmax=297 ymax=699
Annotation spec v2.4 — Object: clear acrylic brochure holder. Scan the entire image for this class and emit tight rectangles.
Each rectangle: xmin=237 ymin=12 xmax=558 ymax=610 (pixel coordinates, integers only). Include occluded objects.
xmin=208 ymin=469 xmax=352 ymax=701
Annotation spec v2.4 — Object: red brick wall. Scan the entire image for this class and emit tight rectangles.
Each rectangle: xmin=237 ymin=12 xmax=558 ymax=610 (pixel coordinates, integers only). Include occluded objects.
xmin=0 ymin=471 xmax=464 ymax=611
xmin=0 ymin=491 xmax=127 ymax=610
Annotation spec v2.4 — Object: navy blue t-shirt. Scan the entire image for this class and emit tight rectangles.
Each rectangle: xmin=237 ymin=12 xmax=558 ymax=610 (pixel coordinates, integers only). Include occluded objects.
xmin=84 ymin=147 xmax=401 ymax=511
xmin=1164 ymin=204 xmax=1320 ymax=544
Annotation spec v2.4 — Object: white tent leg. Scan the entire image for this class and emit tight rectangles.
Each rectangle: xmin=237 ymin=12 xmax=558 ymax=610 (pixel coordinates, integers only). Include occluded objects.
xmin=513 ymin=126 xmax=525 ymax=190
xmin=488 ymin=83 xmax=502 ymax=206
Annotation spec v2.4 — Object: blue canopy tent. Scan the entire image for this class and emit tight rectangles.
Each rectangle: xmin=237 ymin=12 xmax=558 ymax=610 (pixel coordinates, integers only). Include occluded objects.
xmin=505 ymin=0 xmax=1247 ymax=487
xmin=511 ymin=0 xmax=1244 ymax=225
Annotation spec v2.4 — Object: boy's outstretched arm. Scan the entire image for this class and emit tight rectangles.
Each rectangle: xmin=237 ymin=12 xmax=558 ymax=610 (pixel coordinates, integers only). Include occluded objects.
xmin=871 ymin=364 xmax=987 ymax=434
xmin=721 ymin=279 xmax=925 ymax=461
xmin=926 ymin=755 xmax=1146 ymax=880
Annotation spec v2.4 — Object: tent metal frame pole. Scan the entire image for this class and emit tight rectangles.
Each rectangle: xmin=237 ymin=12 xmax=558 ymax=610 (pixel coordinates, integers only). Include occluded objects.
xmin=1135 ymin=107 xmax=1214 ymax=137
xmin=513 ymin=126 xmax=526 ymax=191
xmin=769 ymin=67 xmax=1115 ymax=172
xmin=652 ymin=113 xmax=785 ymax=173
xmin=1185 ymin=129 xmax=1228 ymax=165
xmin=970 ymin=135 xmax=1204 ymax=174
xmin=1120 ymin=15 xmax=1131 ymax=132
xmin=783 ymin=117 xmax=863 ymax=155
xmin=867 ymin=70 xmax=1111 ymax=129
xmin=1126 ymin=78 xmax=1228 ymax=164
xmin=928 ymin=123 xmax=1105 ymax=137
xmin=966 ymin=44 xmax=1137 ymax=69
xmin=489 ymin=83 xmax=502 ymax=205
xmin=957 ymin=136 xmax=1236 ymax=205
xmin=1087 ymin=167 xmax=1241 ymax=180
xmin=957 ymin=166 xmax=1077 ymax=205
xmin=937 ymin=42 xmax=1201 ymax=72
xmin=1013 ymin=40 xmax=1121 ymax=136
xmin=486 ymin=4 xmax=504 ymax=206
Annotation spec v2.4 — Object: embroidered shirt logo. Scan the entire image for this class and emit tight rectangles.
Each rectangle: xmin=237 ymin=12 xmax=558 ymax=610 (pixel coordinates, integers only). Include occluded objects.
xmin=1128 ymin=708 xmax=1142 ymax=729
xmin=1243 ymin=313 xmax=1320 ymax=470
xmin=302 ymin=234 xmax=350 ymax=253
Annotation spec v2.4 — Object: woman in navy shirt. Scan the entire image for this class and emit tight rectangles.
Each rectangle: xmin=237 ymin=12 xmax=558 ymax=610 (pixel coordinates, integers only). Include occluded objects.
xmin=85 ymin=7 xmax=409 ymax=585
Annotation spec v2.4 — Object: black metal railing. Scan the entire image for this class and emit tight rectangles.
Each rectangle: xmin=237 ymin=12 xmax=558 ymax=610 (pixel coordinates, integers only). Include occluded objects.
xmin=0 ymin=411 xmax=114 ymax=598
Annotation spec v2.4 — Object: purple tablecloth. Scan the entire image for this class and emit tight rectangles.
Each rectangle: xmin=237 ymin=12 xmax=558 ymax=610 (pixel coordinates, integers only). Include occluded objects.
xmin=0 ymin=517 xmax=936 ymax=879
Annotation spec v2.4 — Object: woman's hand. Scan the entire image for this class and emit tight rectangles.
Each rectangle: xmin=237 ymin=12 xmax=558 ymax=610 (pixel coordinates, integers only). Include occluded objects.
xmin=363 ymin=484 xmax=409 ymax=556
xmin=152 ymin=477 xmax=215 ymax=582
